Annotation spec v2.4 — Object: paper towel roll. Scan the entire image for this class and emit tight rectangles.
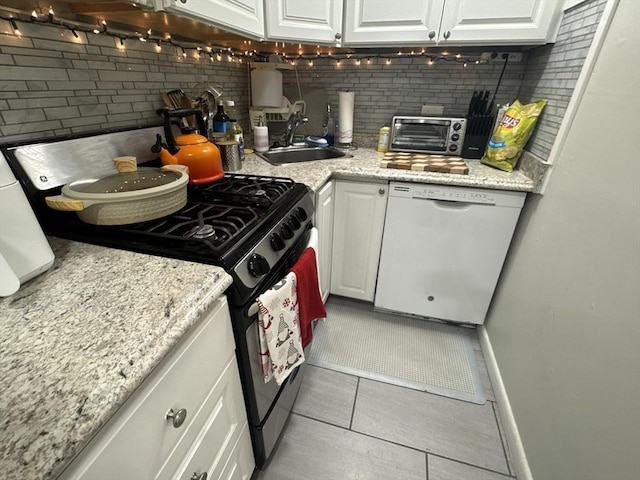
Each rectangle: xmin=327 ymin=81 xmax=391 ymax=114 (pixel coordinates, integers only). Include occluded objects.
xmin=338 ymin=91 xmax=354 ymax=144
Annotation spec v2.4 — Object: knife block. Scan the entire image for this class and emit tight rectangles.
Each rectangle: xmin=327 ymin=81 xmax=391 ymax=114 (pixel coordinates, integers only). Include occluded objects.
xmin=462 ymin=114 xmax=495 ymax=159
xmin=461 ymin=134 xmax=491 ymax=159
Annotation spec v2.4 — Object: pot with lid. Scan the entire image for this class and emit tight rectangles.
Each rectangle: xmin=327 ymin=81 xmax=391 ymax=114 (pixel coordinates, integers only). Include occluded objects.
xmin=44 ymin=156 xmax=188 ymax=225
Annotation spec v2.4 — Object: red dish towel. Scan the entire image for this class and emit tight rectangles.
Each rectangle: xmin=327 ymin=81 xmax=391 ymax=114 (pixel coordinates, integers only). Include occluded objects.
xmin=291 ymin=247 xmax=327 ymax=348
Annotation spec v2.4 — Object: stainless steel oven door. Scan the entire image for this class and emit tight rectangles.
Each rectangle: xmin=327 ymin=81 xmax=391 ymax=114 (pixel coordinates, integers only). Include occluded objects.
xmin=245 ymin=312 xmax=308 ymax=459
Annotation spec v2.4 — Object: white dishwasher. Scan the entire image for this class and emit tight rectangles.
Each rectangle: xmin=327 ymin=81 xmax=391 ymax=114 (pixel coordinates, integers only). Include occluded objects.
xmin=374 ymin=182 xmax=526 ymax=325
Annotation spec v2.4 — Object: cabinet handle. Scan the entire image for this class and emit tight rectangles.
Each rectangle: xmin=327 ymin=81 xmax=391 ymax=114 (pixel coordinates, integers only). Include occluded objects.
xmin=428 ymin=296 xmax=435 ymax=301
xmin=179 ymin=0 xmax=187 ymax=4
xmin=190 ymin=472 xmax=207 ymax=480
xmin=378 ymin=188 xmax=385 ymax=195
xmin=443 ymin=30 xmax=451 ymax=40
xmin=428 ymin=30 xmax=436 ymax=39
xmin=166 ymin=408 xmax=187 ymax=428
xmin=334 ymin=32 xmax=342 ymax=40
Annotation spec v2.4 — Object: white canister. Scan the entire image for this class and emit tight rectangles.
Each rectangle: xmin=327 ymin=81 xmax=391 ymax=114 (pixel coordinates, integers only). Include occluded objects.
xmin=251 ymin=67 xmax=283 ymax=107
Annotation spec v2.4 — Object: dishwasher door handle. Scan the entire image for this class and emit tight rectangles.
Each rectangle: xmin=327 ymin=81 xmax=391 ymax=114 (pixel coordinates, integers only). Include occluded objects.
xmin=411 ymin=197 xmax=475 ymax=210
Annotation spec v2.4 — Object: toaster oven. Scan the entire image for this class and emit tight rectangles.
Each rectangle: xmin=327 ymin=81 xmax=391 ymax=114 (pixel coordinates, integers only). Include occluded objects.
xmin=390 ymin=116 xmax=466 ymax=155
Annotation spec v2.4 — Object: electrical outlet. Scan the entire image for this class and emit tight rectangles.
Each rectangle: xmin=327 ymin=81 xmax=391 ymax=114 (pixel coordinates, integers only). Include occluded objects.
xmin=421 ymin=104 xmax=444 ymax=115
xmin=480 ymin=52 xmax=523 ymax=63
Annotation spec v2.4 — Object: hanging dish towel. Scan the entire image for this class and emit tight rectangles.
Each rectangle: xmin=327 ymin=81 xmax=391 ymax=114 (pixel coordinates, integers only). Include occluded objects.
xmin=291 ymin=228 xmax=327 ymax=349
xmin=257 ymin=272 xmax=305 ymax=385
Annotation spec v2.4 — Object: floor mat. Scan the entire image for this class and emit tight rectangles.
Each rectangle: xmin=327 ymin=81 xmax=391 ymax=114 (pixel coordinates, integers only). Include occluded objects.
xmin=308 ymin=298 xmax=486 ymax=404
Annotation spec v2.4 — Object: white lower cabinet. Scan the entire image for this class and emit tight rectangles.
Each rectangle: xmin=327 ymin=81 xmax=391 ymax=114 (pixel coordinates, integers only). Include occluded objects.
xmin=314 ymin=180 xmax=334 ymax=302
xmin=330 ymin=179 xmax=388 ymax=302
xmin=59 ymin=296 xmax=254 ymax=480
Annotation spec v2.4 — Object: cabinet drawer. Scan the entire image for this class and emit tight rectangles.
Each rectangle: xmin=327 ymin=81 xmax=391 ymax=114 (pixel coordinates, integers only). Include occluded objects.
xmin=61 ymin=296 xmax=235 ymax=480
xmin=169 ymin=360 xmax=253 ymax=480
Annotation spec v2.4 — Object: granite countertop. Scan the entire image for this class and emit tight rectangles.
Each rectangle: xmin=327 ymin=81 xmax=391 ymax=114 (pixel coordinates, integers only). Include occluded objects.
xmin=235 ymin=147 xmax=534 ymax=193
xmin=0 ymin=238 xmax=232 ymax=480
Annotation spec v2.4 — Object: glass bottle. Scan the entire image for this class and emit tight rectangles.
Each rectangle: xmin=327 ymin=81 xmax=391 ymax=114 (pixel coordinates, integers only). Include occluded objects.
xmin=212 ymin=100 xmax=230 ymax=133
xmin=228 ymin=120 xmax=245 ymax=160
xmin=322 ymin=104 xmax=335 ymax=146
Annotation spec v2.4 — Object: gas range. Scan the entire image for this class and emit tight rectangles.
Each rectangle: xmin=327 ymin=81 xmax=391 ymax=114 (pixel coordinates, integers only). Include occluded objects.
xmin=2 ymin=126 xmax=313 ymax=306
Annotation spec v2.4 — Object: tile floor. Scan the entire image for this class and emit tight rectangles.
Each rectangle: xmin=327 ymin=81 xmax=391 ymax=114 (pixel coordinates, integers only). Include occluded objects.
xmin=254 ymin=300 xmax=517 ymax=480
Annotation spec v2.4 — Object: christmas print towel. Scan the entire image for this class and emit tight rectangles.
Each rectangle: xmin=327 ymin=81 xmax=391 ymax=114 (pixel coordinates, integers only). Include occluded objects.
xmin=257 ymin=272 xmax=305 ymax=385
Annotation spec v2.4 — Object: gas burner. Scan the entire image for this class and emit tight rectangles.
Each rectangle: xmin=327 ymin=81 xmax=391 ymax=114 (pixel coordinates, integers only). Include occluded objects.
xmin=186 ymin=224 xmax=217 ymax=239
xmin=250 ymin=189 xmax=266 ymax=197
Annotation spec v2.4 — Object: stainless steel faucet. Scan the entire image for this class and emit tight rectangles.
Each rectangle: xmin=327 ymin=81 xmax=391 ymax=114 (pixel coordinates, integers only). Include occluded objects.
xmin=284 ymin=111 xmax=308 ymax=146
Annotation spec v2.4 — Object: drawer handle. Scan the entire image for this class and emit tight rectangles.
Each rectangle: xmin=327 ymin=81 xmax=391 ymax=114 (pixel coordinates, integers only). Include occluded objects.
xmin=190 ymin=472 xmax=207 ymax=480
xmin=166 ymin=408 xmax=187 ymax=428
xmin=378 ymin=188 xmax=385 ymax=195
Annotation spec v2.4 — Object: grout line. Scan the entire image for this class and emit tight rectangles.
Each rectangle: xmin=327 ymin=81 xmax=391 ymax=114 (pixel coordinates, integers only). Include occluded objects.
xmin=492 ymin=401 xmax=515 ymax=477
xmin=349 ymin=376 xmax=360 ymax=430
xmin=425 ymin=452 xmax=430 ymax=480
xmin=291 ymin=411 xmax=427 ymax=456
xmin=427 ymin=452 xmax=517 ymax=479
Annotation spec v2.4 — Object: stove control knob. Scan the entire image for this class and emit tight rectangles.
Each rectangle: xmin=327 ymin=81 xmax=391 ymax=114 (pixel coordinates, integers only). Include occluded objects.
xmin=288 ymin=214 xmax=301 ymax=230
xmin=453 ymin=122 xmax=462 ymax=131
xmin=270 ymin=233 xmax=286 ymax=251
xmin=248 ymin=254 xmax=270 ymax=277
xmin=280 ymin=223 xmax=294 ymax=240
xmin=295 ymin=207 xmax=308 ymax=221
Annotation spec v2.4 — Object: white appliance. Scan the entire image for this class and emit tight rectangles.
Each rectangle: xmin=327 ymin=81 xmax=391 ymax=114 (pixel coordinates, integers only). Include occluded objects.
xmin=374 ymin=182 xmax=526 ymax=325
xmin=0 ymin=152 xmax=55 ymax=297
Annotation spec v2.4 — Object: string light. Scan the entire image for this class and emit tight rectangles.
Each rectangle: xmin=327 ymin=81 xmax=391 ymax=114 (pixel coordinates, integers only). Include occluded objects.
xmin=9 ymin=18 xmax=20 ymax=36
xmin=2 ymin=8 xmax=493 ymax=69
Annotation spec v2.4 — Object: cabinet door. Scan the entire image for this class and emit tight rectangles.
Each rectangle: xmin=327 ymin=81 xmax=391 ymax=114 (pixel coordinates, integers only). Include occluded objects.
xmin=158 ymin=0 xmax=264 ymax=39
xmin=330 ymin=180 xmax=388 ymax=302
xmin=265 ymin=0 xmax=343 ymax=44
xmin=439 ymin=0 xmax=563 ymax=45
xmin=315 ymin=180 xmax=334 ymax=302
xmin=59 ymin=297 xmax=239 ymax=480
xmin=343 ymin=0 xmax=444 ymax=46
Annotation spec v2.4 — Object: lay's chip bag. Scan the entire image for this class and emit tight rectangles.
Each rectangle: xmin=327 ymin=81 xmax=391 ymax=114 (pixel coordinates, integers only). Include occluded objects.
xmin=481 ymin=99 xmax=547 ymax=172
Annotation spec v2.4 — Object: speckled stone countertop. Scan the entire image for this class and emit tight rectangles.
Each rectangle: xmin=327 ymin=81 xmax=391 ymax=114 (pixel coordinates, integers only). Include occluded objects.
xmin=0 ymin=238 xmax=232 ymax=480
xmin=236 ymin=147 xmax=534 ymax=193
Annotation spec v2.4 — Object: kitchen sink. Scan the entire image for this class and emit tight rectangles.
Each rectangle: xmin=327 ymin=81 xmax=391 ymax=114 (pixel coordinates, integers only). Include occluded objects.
xmin=255 ymin=146 xmax=351 ymax=166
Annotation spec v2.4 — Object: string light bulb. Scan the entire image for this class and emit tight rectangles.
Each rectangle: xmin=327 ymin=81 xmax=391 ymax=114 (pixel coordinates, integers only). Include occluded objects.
xmin=386 ymin=58 xmax=392 ymax=65
xmin=31 ymin=10 xmax=38 ymax=19
xmin=10 ymin=18 xmax=20 ymax=36
xmin=101 ymin=20 xmax=107 ymax=33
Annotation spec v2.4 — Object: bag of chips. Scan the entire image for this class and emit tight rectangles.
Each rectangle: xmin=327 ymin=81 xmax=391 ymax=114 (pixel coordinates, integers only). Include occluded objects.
xmin=481 ymin=99 xmax=547 ymax=172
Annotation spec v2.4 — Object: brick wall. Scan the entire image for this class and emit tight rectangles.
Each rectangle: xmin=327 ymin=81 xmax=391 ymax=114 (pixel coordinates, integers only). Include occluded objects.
xmin=517 ymin=0 xmax=607 ymax=160
xmin=0 ymin=18 xmax=250 ymax=145
xmin=1 ymin=2 xmax=605 ymax=161
xmin=280 ymin=56 xmax=526 ymax=139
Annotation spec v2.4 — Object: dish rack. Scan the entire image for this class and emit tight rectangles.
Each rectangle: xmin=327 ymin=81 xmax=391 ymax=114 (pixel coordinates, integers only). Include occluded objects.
xmin=249 ymin=100 xmax=306 ymax=129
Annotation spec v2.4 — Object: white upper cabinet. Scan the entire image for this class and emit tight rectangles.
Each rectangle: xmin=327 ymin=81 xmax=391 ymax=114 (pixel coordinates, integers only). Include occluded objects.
xmin=265 ymin=0 xmax=343 ymax=45
xmin=439 ymin=0 xmax=564 ymax=45
xmin=343 ymin=0 xmax=445 ymax=46
xmin=343 ymin=0 xmax=563 ymax=46
xmin=149 ymin=0 xmax=265 ymax=39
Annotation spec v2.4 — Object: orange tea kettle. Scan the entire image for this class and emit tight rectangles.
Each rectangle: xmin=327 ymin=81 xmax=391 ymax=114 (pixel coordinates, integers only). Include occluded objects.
xmin=152 ymin=108 xmax=224 ymax=185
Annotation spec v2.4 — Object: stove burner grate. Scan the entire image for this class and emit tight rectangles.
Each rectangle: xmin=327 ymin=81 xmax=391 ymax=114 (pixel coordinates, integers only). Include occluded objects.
xmin=128 ymin=203 xmax=259 ymax=251
xmin=191 ymin=174 xmax=295 ymax=207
